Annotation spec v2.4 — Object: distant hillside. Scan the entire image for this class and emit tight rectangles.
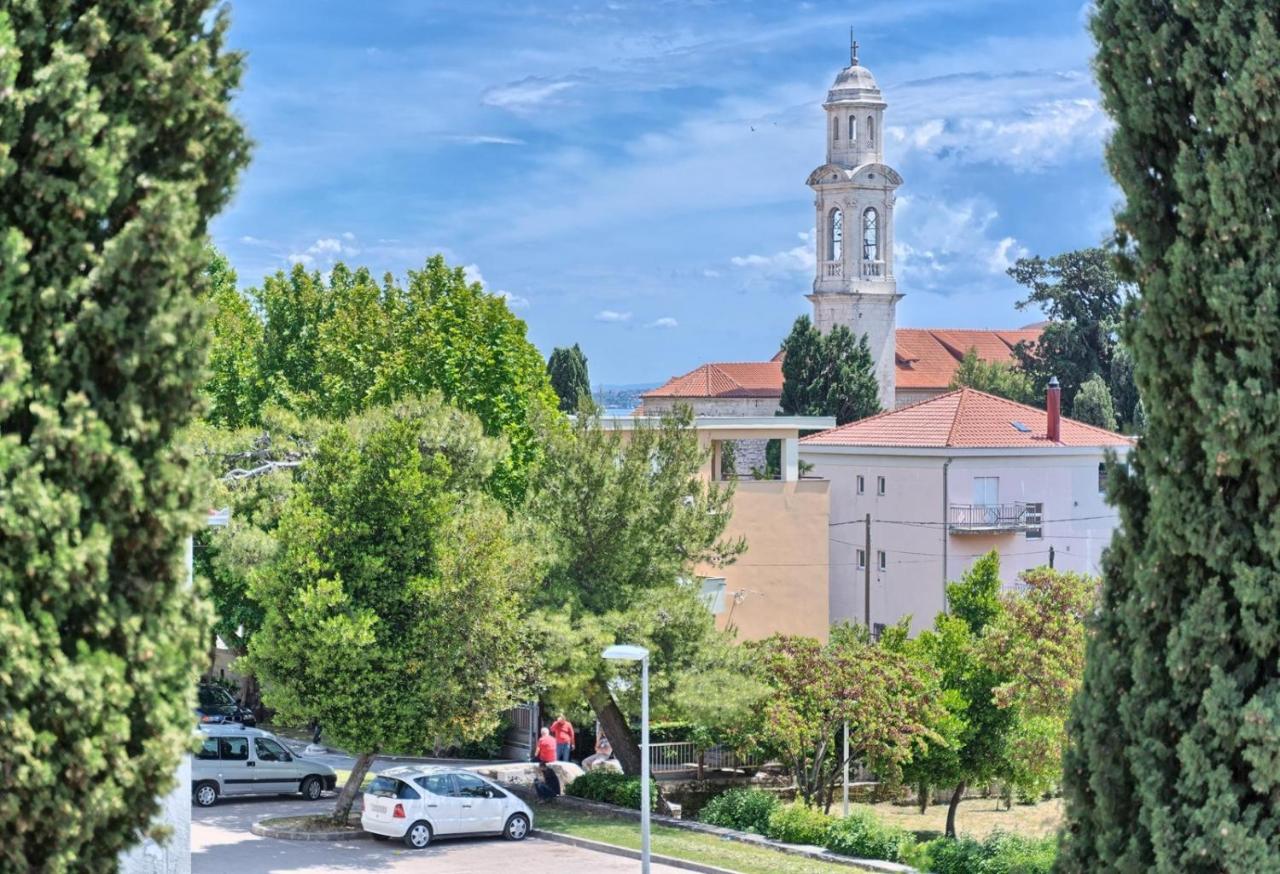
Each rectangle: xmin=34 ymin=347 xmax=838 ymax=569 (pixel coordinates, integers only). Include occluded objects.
xmin=593 ymin=383 xmax=657 ymax=414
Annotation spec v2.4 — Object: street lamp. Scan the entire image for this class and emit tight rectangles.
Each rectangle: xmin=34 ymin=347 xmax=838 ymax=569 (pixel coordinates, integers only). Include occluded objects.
xmin=602 ymin=644 xmax=650 ymax=874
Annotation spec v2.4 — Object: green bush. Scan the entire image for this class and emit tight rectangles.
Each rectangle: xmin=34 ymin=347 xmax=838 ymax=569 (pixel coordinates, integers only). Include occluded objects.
xmin=699 ymin=788 xmax=779 ymax=834
xmin=920 ymin=832 xmax=1056 ymax=874
xmin=766 ymin=803 xmax=834 ymax=846
xmin=564 ymin=770 xmax=657 ymax=811
xmin=824 ymin=807 xmax=917 ymax=862
xmin=922 ymin=836 xmax=988 ymax=874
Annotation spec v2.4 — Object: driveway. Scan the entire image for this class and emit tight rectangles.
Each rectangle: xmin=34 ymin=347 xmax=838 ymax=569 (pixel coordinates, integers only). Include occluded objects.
xmin=192 ymin=795 xmax=691 ymax=873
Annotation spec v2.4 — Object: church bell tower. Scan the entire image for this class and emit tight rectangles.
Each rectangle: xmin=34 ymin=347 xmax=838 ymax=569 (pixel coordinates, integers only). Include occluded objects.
xmin=806 ymin=38 xmax=902 ymax=410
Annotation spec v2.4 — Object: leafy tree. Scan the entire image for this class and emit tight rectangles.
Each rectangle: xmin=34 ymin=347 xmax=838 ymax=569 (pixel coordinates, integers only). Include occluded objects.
xmin=524 ymin=407 xmax=745 ymax=775
xmin=1070 ymin=373 xmax=1118 ymax=431
xmin=1108 ymin=344 xmax=1140 ymax=430
xmin=779 ymin=316 xmax=881 ymax=425
xmin=205 ymin=249 xmax=265 ymax=428
xmin=0 ymin=3 xmax=248 ymax=868
xmin=1060 ymin=3 xmax=1280 ymax=871
xmin=756 ymin=626 xmax=941 ymax=811
xmin=1009 ymin=247 xmax=1124 ymax=409
xmin=246 ymin=398 xmax=536 ymax=822
xmin=948 ymin=348 xmax=1037 ymax=405
xmin=547 ymin=344 xmax=592 ymax=413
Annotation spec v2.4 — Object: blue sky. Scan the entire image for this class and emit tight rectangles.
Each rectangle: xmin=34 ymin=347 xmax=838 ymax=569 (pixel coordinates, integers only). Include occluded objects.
xmin=212 ymin=0 xmax=1116 ymax=385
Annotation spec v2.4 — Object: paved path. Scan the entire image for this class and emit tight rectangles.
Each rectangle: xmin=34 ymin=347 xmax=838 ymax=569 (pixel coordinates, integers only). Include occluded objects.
xmin=193 ymin=795 xmax=691 ymax=874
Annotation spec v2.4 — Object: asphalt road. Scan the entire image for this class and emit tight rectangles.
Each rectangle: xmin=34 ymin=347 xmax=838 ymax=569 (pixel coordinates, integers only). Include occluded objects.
xmin=192 ymin=794 xmax=691 ymax=873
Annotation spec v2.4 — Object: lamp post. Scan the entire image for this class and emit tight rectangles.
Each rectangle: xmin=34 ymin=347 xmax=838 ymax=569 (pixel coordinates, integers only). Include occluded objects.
xmin=602 ymin=644 xmax=650 ymax=874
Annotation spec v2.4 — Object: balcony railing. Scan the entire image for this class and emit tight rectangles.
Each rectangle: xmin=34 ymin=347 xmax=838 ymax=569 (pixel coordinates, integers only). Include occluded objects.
xmin=949 ymin=502 xmax=1027 ymax=534
xmin=823 ymin=260 xmax=842 ymax=278
xmin=861 ymin=259 xmax=885 ymax=277
xmin=649 ymin=741 xmax=765 ymax=777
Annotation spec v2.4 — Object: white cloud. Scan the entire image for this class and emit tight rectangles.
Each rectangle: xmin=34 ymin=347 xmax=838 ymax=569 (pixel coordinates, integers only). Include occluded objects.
xmin=987 ymin=237 xmax=1030 ymax=274
xmin=442 ymin=134 xmax=527 ymax=146
xmin=310 ymin=238 xmax=344 ymax=255
xmin=286 ymin=252 xmax=314 ymax=266
xmin=463 ymin=263 xmax=486 ymax=287
xmin=595 ymin=309 xmax=632 ymax=323
xmin=731 ymin=231 xmax=812 ymax=274
xmin=702 ymin=269 xmax=721 ymax=278
xmin=239 ymin=235 xmax=272 ymax=246
xmin=497 ymin=290 xmax=531 ymax=310
xmin=646 ymin=317 xmax=678 ymax=329
xmin=482 ymin=77 xmax=577 ymax=113
xmin=893 ymin=195 xmax=1030 ymax=295
xmin=285 ymin=235 xmax=361 ymax=267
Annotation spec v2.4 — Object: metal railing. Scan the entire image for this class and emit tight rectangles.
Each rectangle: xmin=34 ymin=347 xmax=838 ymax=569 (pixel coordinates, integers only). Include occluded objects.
xmin=649 ymin=741 xmax=764 ymax=776
xmin=949 ymin=502 xmax=1028 ymax=533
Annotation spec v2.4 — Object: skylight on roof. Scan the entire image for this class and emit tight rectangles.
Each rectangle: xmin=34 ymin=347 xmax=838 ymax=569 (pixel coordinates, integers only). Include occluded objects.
xmin=1010 ymin=421 xmax=1031 ymax=433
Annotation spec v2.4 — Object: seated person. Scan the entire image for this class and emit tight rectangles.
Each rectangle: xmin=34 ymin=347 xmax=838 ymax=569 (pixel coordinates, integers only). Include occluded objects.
xmin=583 ymin=732 xmax=614 ymax=770
xmin=533 ymin=762 xmax=561 ymax=802
xmin=535 ymin=726 xmax=558 ymax=764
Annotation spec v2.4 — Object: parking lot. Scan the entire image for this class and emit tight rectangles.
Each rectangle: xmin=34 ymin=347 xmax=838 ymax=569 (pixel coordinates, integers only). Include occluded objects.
xmin=192 ymin=794 xmax=692 ymax=873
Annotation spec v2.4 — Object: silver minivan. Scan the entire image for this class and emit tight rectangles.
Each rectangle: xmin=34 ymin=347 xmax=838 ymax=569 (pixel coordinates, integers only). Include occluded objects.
xmin=192 ymin=725 xmax=337 ymax=807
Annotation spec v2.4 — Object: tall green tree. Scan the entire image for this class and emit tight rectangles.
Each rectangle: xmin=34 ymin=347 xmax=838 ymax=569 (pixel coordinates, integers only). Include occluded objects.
xmin=779 ymin=316 xmax=881 ymax=425
xmin=547 ymin=344 xmax=592 ymax=413
xmin=948 ymin=347 xmax=1038 ymax=405
xmin=0 ymin=3 xmax=248 ymax=868
xmin=1060 ymin=4 xmax=1280 ymax=871
xmin=246 ymin=398 xmax=536 ymax=822
xmin=205 ymin=249 xmax=264 ymax=428
xmin=1009 ymin=247 xmax=1124 ymax=409
xmin=1070 ymin=373 xmax=1119 ymax=431
xmin=524 ymin=407 xmax=745 ymax=775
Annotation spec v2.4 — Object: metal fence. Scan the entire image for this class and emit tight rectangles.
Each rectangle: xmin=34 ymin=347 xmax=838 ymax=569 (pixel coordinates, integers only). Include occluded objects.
xmin=648 ymin=741 xmax=764 ymax=775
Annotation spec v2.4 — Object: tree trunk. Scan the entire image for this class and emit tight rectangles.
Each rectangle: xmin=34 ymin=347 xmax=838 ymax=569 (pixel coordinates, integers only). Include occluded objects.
xmin=918 ymin=781 xmax=928 ymax=814
xmin=945 ymin=782 xmax=966 ymax=839
xmin=586 ymin=677 xmax=640 ymax=776
xmin=332 ymin=751 xmax=376 ymax=824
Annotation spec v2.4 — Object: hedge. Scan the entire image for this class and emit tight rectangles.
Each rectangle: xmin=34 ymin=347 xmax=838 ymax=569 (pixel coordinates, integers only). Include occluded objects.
xmin=699 ymin=788 xmax=779 ymax=835
xmin=564 ymin=769 xmax=657 ymax=811
xmin=765 ymin=803 xmax=834 ymax=846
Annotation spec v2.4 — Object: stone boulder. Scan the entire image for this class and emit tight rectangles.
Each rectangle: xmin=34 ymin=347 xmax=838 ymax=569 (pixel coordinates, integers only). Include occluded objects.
xmin=471 ymin=761 xmax=583 ymax=789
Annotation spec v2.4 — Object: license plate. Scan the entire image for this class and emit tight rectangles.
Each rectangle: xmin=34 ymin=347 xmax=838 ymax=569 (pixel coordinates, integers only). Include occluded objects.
xmin=370 ymin=803 xmax=387 ymax=815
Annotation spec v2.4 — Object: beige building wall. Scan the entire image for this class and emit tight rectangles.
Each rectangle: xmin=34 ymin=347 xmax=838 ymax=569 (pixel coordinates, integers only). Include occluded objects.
xmin=638 ymin=396 xmax=781 ymax=416
xmin=894 ymin=387 xmax=946 ymax=408
xmin=803 ymin=446 xmax=1127 ymax=635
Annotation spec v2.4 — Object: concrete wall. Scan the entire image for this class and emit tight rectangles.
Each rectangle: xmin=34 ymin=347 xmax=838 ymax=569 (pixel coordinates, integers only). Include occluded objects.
xmin=894 ymin=387 xmax=946 ymax=408
xmin=118 ymin=756 xmax=191 ymax=874
xmin=804 ymin=447 xmax=1125 ymax=635
xmin=701 ymin=479 xmax=831 ymax=641
xmin=637 ymin=396 xmax=781 ymax=417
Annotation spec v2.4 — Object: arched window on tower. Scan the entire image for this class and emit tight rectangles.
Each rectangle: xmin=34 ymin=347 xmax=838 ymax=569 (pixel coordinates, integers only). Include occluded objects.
xmin=862 ymin=207 xmax=879 ymax=262
xmin=867 ymin=115 xmax=875 ymax=146
xmin=828 ymin=208 xmax=843 ymax=261
xmin=832 ymin=117 xmax=839 ymax=143
xmin=848 ymin=116 xmax=857 ymax=141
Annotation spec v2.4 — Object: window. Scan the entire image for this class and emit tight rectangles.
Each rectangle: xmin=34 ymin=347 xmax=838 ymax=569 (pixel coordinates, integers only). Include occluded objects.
xmin=218 ymin=737 xmax=249 ymax=761
xmin=867 ymin=115 xmax=875 ymax=145
xmin=415 ymin=774 xmax=456 ymax=797
xmin=877 ymin=550 xmax=886 ymax=571
xmin=254 ymin=737 xmax=289 ymax=762
xmin=1098 ymin=462 xmax=1106 ymax=493
xmin=973 ymin=476 xmax=999 ymax=506
xmin=856 ymin=548 xmax=866 ymax=570
xmin=833 ymin=117 xmax=839 ymax=142
xmin=872 ymin=622 xmax=886 ymax=642
xmin=452 ymin=773 xmax=494 ymax=798
xmin=856 ymin=474 xmax=865 ymax=495
xmin=877 ymin=475 xmax=886 ymax=496
xmin=828 ymin=208 xmax=843 ymax=261
xmin=1025 ymin=502 xmax=1043 ymax=540
xmin=196 ymin=738 xmax=220 ymax=761
xmin=849 ymin=116 xmax=857 ymax=141
xmin=862 ymin=208 xmax=879 ymax=262
xmin=370 ymin=776 xmax=420 ymax=800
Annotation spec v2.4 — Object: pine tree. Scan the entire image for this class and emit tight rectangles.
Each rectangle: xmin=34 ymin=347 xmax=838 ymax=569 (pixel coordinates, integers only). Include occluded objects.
xmin=0 ymin=3 xmax=248 ymax=868
xmin=1070 ymin=373 xmax=1118 ymax=431
xmin=547 ymin=343 xmax=591 ymax=412
xmin=779 ymin=316 xmax=881 ymax=425
xmin=1059 ymin=3 xmax=1280 ymax=871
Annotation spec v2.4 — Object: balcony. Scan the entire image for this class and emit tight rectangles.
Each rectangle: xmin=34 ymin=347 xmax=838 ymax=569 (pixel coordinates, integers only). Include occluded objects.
xmin=949 ymin=502 xmax=1027 ymax=534
xmin=861 ymin=259 xmax=886 ymax=278
xmin=823 ymin=260 xmax=842 ymax=278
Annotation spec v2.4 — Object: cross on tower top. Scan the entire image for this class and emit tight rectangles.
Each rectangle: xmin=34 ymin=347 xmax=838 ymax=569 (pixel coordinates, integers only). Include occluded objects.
xmin=849 ymin=29 xmax=859 ymax=65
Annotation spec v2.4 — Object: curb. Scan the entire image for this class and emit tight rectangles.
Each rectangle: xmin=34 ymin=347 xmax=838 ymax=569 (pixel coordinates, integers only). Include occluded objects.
xmin=251 ymin=816 xmax=372 ymax=842
xmin=532 ymin=830 xmax=740 ymax=874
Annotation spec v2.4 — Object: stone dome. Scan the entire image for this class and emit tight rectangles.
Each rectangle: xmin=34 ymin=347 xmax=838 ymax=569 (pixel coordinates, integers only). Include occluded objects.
xmin=827 ymin=64 xmax=882 ymax=103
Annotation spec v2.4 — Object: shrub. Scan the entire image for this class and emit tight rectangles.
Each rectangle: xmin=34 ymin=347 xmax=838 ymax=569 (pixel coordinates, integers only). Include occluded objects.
xmin=766 ymin=803 xmax=834 ymax=846
xmin=699 ymin=788 xmax=779 ymax=834
xmin=824 ymin=807 xmax=917 ymax=862
xmin=564 ymin=769 xmax=657 ymax=811
xmin=922 ymin=836 xmax=989 ymax=874
xmin=920 ymin=832 xmax=1056 ymax=874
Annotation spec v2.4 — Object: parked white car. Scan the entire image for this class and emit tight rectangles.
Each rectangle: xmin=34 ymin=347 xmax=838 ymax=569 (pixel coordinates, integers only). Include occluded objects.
xmin=360 ymin=765 xmax=532 ymax=849
xmin=192 ymin=725 xmax=337 ymax=807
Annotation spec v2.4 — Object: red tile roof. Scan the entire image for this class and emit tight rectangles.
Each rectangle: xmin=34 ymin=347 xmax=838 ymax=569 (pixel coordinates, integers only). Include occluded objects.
xmin=644 ymin=327 xmax=1041 ymax=399
xmin=801 ymin=388 xmax=1133 ymax=449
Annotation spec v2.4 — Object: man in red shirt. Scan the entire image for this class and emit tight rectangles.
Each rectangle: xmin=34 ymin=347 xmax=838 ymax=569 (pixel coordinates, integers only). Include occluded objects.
xmin=550 ymin=714 xmax=575 ymax=762
xmin=535 ymin=726 xmax=557 ymax=763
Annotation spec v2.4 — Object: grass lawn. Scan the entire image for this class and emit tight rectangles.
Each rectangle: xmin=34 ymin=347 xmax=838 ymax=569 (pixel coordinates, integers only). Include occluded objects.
xmin=534 ymin=805 xmax=857 ymax=874
xmin=332 ymin=769 xmax=375 ymax=792
xmin=866 ymin=797 xmax=1062 ymax=841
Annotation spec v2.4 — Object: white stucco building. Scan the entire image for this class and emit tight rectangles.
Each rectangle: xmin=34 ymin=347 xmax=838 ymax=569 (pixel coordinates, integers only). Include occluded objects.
xmin=801 ymin=383 xmax=1133 ymax=635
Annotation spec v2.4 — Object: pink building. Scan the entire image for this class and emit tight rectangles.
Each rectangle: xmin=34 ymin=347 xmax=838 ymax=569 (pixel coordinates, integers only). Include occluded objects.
xmin=801 ymin=385 xmax=1133 ymax=635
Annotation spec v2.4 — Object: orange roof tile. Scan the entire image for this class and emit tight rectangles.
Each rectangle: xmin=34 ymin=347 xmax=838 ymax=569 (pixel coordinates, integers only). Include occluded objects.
xmin=642 ymin=361 xmax=784 ymax=398
xmin=802 ymin=388 xmax=1133 ymax=449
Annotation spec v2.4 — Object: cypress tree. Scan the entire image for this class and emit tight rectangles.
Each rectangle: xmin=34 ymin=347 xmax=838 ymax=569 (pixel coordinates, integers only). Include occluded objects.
xmin=1059 ymin=3 xmax=1280 ymax=872
xmin=0 ymin=3 xmax=248 ymax=868
xmin=547 ymin=343 xmax=591 ymax=412
xmin=1070 ymin=373 xmax=1118 ymax=431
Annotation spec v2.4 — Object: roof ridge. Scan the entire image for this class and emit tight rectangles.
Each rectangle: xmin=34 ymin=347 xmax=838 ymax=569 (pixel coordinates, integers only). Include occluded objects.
xmin=944 ymin=388 xmax=970 ymax=446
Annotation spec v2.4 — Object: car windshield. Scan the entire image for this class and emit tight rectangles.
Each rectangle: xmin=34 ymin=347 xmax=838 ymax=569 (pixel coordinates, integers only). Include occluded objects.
xmin=198 ymin=686 xmax=236 ymax=712
xmin=368 ymin=776 xmax=407 ymax=799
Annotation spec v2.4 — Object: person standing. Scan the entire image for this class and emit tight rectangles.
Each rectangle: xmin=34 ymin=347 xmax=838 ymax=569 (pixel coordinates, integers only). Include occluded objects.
xmin=535 ymin=726 xmax=557 ymax=764
xmin=550 ymin=714 xmax=576 ymax=762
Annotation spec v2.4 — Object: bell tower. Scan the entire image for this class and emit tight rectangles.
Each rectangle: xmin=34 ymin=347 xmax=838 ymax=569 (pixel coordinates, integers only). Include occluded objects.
xmin=806 ymin=38 xmax=903 ymax=410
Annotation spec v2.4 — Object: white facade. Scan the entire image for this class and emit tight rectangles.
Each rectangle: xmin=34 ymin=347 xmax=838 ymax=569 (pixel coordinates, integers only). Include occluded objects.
xmin=802 ymin=444 xmax=1128 ymax=635
xmin=806 ymin=43 xmax=902 ymax=411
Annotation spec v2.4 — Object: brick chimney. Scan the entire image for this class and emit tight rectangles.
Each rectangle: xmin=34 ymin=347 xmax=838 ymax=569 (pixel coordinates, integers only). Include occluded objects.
xmin=1046 ymin=376 xmax=1061 ymax=442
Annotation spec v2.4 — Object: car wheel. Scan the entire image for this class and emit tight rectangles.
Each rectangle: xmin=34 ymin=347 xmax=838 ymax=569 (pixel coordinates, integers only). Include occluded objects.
xmin=301 ymin=776 xmax=323 ymax=800
xmin=193 ymin=782 xmax=218 ymax=807
xmin=504 ymin=813 xmax=530 ymax=841
xmin=403 ymin=821 xmax=432 ymax=850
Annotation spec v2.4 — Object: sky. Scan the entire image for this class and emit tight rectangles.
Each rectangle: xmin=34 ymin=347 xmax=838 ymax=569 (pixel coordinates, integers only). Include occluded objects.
xmin=212 ymin=0 xmax=1117 ymax=386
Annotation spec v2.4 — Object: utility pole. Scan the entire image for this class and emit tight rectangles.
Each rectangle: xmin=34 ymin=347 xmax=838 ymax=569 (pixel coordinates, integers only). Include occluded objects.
xmin=1049 ymin=545 xmax=1055 ymax=569
xmin=864 ymin=512 xmax=872 ymax=633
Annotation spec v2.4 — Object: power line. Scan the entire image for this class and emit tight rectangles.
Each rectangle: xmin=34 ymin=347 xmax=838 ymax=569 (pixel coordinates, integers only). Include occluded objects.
xmin=830 ymin=513 xmax=1119 ymax=528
